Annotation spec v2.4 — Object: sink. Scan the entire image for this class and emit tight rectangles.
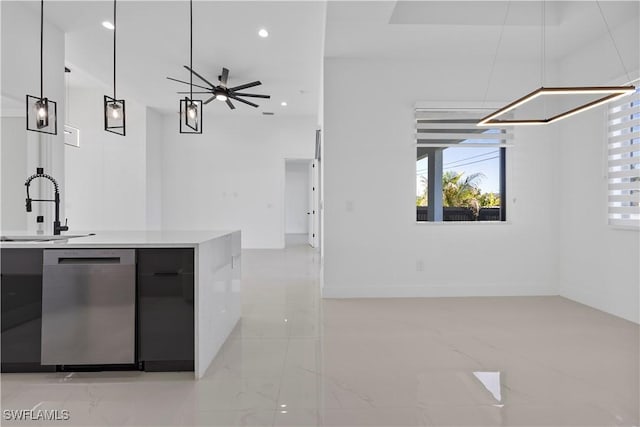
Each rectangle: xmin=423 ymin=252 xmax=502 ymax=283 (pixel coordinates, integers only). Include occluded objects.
xmin=1 ymin=233 xmax=95 ymax=242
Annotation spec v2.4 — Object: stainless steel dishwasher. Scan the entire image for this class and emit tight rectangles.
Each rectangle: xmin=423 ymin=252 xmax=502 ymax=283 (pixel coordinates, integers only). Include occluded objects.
xmin=41 ymin=249 xmax=136 ymax=365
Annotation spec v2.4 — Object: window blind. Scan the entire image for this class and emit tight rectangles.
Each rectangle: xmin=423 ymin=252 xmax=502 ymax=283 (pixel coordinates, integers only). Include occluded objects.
xmin=415 ymin=109 xmax=513 ymax=147
xmin=607 ymin=88 xmax=640 ymax=228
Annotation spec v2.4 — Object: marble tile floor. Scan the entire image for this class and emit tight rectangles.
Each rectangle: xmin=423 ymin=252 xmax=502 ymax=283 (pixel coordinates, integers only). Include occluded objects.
xmin=1 ymin=236 xmax=638 ymax=426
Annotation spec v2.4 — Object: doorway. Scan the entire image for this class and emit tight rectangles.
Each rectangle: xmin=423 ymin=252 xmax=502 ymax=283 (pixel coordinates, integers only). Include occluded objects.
xmin=284 ymin=159 xmax=318 ymax=248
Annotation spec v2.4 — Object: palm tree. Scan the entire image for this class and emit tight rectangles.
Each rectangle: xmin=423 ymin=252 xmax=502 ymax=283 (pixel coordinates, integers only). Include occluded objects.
xmin=417 ymin=171 xmax=494 ymax=213
xmin=442 ymin=171 xmax=484 ymax=208
xmin=416 ymin=175 xmax=428 ymax=206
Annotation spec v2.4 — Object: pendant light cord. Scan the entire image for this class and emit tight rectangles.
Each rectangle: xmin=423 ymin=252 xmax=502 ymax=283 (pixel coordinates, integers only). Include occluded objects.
xmin=40 ymin=0 xmax=44 ymax=99
xmin=596 ymin=1 xmax=631 ymax=83
xmin=482 ymin=1 xmax=511 ymax=106
xmin=113 ymin=0 xmax=117 ymax=99
xmin=189 ymin=0 xmax=193 ymax=100
xmin=540 ymin=0 xmax=546 ymax=87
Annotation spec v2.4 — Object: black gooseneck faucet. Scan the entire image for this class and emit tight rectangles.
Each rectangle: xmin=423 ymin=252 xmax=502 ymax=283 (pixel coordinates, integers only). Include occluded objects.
xmin=25 ymin=168 xmax=68 ymax=235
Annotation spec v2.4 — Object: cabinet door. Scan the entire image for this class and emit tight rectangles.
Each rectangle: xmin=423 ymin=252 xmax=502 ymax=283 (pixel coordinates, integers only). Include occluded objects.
xmin=137 ymin=249 xmax=194 ymax=370
xmin=1 ymin=249 xmax=54 ymax=372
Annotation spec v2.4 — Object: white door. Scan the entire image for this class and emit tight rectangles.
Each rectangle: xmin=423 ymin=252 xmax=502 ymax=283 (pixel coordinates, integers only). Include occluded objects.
xmin=308 ymin=160 xmax=319 ymax=247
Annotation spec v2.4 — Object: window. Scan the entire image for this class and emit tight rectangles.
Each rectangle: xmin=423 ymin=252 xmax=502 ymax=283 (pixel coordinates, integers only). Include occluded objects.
xmin=607 ymin=87 xmax=640 ymax=228
xmin=415 ymin=109 xmax=510 ymax=222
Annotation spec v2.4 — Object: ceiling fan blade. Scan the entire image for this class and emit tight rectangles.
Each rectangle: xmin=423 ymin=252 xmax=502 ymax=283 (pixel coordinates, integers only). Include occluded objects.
xmin=229 ymin=81 xmax=261 ymax=92
xmin=177 ymin=91 xmax=214 ymax=94
xmin=220 ymin=68 xmax=229 ymax=86
xmin=166 ymin=77 xmax=211 ymax=91
xmin=226 ymin=99 xmax=235 ymax=110
xmin=229 ymin=94 xmax=259 ymax=108
xmin=231 ymin=92 xmax=270 ymax=99
xmin=203 ymin=95 xmax=217 ymax=105
xmin=183 ymin=65 xmax=217 ymax=88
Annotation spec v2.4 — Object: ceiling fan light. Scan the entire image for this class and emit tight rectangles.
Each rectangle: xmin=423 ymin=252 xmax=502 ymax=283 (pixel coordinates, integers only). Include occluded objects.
xmin=216 ymin=93 xmax=228 ymax=102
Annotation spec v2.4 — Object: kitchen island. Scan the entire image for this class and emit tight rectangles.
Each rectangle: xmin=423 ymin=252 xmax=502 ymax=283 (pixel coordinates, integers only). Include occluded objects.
xmin=0 ymin=230 xmax=241 ymax=379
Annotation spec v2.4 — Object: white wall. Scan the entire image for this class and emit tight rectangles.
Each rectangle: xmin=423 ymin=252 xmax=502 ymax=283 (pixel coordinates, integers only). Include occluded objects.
xmin=1 ymin=117 xmax=28 ymax=231
xmin=146 ymin=107 xmax=163 ymax=229
xmin=555 ymin=14 xmax=640 ymax=323
xmin=1 ymin=1 xmax=65 ymax=233
xmin=64 ymin=75 xmax=147 ymax=231
xmin=285 ymin=161 xmax=310 ymax=234
xmin=323 ymin=57 xmax=561 ymax=297
xmin=557 ymin=108 xmax=639 ymax=324
xmin=161 ymin=113 xmax=316 ymax=248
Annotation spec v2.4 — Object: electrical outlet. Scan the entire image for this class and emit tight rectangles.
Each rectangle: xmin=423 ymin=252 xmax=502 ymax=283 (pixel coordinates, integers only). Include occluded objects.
xmin=346 ymin=201 xmax=354 ymax=212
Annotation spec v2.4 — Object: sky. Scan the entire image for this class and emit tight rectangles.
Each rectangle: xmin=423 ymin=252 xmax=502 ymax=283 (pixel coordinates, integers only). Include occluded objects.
xmin=416 ymin=146 xmax=501 ymax=196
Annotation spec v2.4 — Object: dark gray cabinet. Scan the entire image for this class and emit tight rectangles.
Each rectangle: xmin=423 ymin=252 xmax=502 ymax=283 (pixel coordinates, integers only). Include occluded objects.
xmin=137 ymin=248 xmax=195 ymax=371
xmin=1 ymin=249 xmax=55 ymax=372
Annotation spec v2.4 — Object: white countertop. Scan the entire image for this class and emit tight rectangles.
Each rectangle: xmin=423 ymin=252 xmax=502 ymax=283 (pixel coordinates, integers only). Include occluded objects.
xmin=0 ymin=230 xmax=239 ymax=248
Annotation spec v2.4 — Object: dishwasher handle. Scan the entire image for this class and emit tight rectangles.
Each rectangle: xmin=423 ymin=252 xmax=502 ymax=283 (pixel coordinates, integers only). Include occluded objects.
xmin=43 ymin=249 xmax=136 ymax=266
xmin=58 ymin=257 xmax=121 ymax=265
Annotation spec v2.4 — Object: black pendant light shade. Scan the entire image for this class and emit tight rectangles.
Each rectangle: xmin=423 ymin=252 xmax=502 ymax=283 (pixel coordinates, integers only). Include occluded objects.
xmin=180 ymin=97 xmax=202 ymax=133
xmin=26 ymin=0 xmax=57 ymax=135
xmin=178 ymin=0 xmax=202 ymax=134
xmin=104 ymin=96 xmax=126 ymax=135
xmin=26 ymin=95 xmax=57 ymax=134
xmin=104 ymin=0 xmax=126 ymax=136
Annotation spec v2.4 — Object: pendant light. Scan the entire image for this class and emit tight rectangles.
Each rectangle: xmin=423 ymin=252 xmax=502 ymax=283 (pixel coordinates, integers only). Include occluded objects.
xmin=104 ymin=0 xmax=126 ymax=135
xmin=179 ymin=0 xmax=202 ymax=134
xmin=26 ymin=0 xmax=57 ymax=135
xmin=478 ymin=1 xmax=635 ymax=126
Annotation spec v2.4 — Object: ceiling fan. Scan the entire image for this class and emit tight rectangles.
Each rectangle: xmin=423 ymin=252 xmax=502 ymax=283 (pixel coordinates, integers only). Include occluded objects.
xmin=167 ymin=66 xmax=270 ymax=110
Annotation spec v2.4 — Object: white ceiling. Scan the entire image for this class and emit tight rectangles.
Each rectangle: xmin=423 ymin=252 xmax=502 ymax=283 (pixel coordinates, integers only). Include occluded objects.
xmin=18 ymin=0 xmax=639 ymax=118
xmin=26 ymin=1 xmax=325 ymax=117
xmin=325 ymin=1 xmax=639 ymax=62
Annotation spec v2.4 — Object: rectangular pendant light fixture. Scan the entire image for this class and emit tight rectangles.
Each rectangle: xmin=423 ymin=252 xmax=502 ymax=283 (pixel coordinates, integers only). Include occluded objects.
xmin=180 ymin=98 xmax=202 ymax=133
xmin=477 ymin=86 xmax=636 ymax=126
xmin=104 ymin=0 xmax=126 ymax=135
xmin=26 ymin=95 xmax=57 ymax=134
xmin=26 ymin=0 xmax=57 ymax=135
xmin=104 ymin=96 xmax=126 ymax=135
xmin=177 ymin=0 xmax=203 ymax=134
xmin=477 ymin=1 xmax=636 ymax=127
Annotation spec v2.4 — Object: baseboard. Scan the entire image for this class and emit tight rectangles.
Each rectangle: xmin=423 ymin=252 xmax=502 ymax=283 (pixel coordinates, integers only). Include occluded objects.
xmin=321 ymin=283 xmax=557 ymax=298
xmin=560 ymin=286 xmax=640 ymax=325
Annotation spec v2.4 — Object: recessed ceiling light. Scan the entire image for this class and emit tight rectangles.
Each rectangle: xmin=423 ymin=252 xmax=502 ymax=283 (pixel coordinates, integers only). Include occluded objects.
xmin=102 ymin=21 xmax=115 ymax=30
xmin=258 ymin=28 xmax=269 ymax=38
xmin=281 ymin=101 xmax=287 ymax=107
